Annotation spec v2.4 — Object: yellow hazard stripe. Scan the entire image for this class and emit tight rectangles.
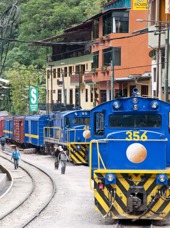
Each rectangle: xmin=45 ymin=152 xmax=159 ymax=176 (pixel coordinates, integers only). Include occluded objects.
xmin=25 ymin=133 xmax=39 ymax=139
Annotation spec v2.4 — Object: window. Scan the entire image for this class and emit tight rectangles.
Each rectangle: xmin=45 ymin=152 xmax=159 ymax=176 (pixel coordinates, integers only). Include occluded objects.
xmin=93 ymin=19 xmax=99 ymax=39
xmin=65 ymin=117 xmax=70 ymax=128
xmin=75 ymin=65 xmax=80 ymax=74
xmin=141 ymin=85 xmax=148 ymax=96
xmin=69 ymin=66 xmax=72 ymax=76
xmin=71 ymin=117 xmax=90 ymax=125
xmin=64 ymin=67 xmax=67 ymax=77
xmin=65 ymin=89 xmax=67 ymax=103
xmin=58 ymin=89 xmax=62 ymax=103
xmin=94 ymin=112 xmax=104 ymax=136
xmin=103 ymin=11 xmax=129 ymax=35
xmin=75 ymin=88 xmax=79 ymax=105
xmin=100 ymin=90 xmax=107 ymax=103
xmin=85 ymin=89 xmax=88 ymax=102
xmin=103 ymin=12 xmax=112 ymax=35
xmin=153 ymin=68 xmax=156 ymax=82
xmin=57 ymin=68 xmax=60 ymax=78
xmin=90 ymin=89 xmax=93 ymax=102
xmin=69 ymin=89 xmax=73 ymax=104
xmin=103 ymin=47 xmax=121 ymax=66
xmin=93 ymin=51 xmax=99 ymax=69
xmin=53 ymin=69 xmax=56 ymax=78
xmin=109 ymin=114 xmax=161 ymax=128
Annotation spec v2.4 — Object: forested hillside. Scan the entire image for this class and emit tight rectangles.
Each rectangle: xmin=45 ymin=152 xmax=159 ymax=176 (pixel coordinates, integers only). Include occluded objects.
xmin=0 ymin=0 xmax=108 ymax=114
xmin=0 ymin=0 xmax=108 ymax=69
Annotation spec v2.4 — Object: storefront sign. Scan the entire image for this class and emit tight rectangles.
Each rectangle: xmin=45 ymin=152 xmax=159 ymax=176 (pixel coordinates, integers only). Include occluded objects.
xmin=29 ymin=87 xmax=38 ymax=112
xmin=132 ymin=0 xmax=148 ymax=10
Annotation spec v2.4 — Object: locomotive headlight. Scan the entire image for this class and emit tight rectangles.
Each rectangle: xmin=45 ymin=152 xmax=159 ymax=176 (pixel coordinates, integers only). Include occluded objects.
xmin=151 ymin=101 xmax=159 ymax=109
xmin=76 ymin=145 xmax=81 ymax=151
xmin=156 ymin=174 xmax=168 ymax=185
xmin=133 ymin=104 xmax=138 ymax=110
xmin=105 ymin=173 xmax=116 ymax=184
xmin=132 ymin=97 xmax=138 ymax=104
xmin=113 ymin=101 xmax=121 ymax=110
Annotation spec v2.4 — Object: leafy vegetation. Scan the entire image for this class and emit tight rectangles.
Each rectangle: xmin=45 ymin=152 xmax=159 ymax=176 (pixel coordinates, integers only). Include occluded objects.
xmin=0 ymin=0 xmax=108 ymax=114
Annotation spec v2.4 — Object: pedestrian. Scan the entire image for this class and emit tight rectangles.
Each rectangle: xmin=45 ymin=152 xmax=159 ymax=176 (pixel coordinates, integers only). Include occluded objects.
xmin=54 ymin=145 xmax=60 ymax=169
xmin=58 ymin=146 xmax=69 ymax=174
xmin=11 ymin=146 xmax=21 ymax=169
xmin=0 ymin=136 xmax=6 ymax=151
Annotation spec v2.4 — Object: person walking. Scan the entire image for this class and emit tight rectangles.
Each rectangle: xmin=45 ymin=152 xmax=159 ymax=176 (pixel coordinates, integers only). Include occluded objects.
xmin=54 ymin=145 xmax=60 ymax=169
xmin=0 ymin=136 xmax=6 ymax=151
xmin=58 ymin=146 xmax=69 ymax=174
xmin=11 ymin=146 xmax=21 ymax=169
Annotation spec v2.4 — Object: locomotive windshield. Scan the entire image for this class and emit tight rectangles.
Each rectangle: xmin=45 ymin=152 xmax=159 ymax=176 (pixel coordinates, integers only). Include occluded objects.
xmin=109 ymin=114 xmax=161 ymax=128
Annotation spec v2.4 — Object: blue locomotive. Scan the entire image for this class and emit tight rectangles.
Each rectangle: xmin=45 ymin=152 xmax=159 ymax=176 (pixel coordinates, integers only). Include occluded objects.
xmin=89 ymin=88 xmax=170 ymax=225
xmin=44 ymin=110 xmax=91 ymax=164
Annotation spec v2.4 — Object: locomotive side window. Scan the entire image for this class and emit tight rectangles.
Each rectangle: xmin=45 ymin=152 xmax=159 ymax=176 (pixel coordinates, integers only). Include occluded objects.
xmin=65 ymin=117 xmax=70 ymax=128
xmin=84 ymin=118 xmax=90 ymax=125
xmin=72 ymin=117 xmax=90 ymax=125
xmin=94 ymin=112 xmax=104 ymax=135
xmin=109 ymin=114 xmax=161 ymax=128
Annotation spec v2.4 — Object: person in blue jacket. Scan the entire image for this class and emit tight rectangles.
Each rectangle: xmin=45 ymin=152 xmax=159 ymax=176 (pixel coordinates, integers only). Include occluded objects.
xmin=11 ymin=146 xmax=21 ymax=169
xmin=0 ymin=136 xmax=6 ymax=151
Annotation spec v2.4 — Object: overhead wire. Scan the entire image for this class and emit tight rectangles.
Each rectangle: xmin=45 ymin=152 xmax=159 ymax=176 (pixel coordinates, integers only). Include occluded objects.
xmin=0 ymin=2 xmax=20 ymax=76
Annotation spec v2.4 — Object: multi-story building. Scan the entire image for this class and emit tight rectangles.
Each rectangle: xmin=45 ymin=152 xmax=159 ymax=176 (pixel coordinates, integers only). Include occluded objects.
xmin=35 ymin=0 xmax=152 ymax=110
xmin=141 ymin=0 xmax=170 ymax=101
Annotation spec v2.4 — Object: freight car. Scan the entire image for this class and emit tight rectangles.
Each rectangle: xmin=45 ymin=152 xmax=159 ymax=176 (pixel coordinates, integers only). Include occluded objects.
xmin=24 ymin=114 xmax=51 ymax=152
xmin=44 ymin=110 xmax=91 ymax=164
xmin=1 ymin=114 xmax=52 ymax=152
xmin=4 ymin=115 xmax=14 ymax=143
xmin=89 ymin=88 xmax=170 ymax=225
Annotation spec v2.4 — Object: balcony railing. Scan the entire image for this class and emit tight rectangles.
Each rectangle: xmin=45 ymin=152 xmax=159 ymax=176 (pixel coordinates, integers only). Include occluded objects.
xmin=84 ymin=72 xmax=93 ymax=83
xmin=70 ymin=74 xmax=82 ymax=84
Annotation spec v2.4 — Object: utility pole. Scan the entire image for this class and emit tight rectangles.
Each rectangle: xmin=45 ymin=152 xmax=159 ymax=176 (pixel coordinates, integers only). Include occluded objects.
xmin=156 ymin=22 xmax=161 ymax=99
xmin=48 ymin=64 xmax=53 ymax=112
xmin=61 ymin=69 xmax=66 ymax=106
xmin=79 ymin=64 xmax=81 ymax=107
xmin=165 ymin=24 xmax=169 ymax=102
xmin=111 ymin=49 xmax=115 ymax=100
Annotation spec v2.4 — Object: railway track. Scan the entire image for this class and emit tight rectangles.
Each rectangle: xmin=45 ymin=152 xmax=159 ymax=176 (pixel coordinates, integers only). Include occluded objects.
xmin=0 ymin=151 xmax=56 ymax=228
xmin=112 ymin=219 xmax=170 ymax=228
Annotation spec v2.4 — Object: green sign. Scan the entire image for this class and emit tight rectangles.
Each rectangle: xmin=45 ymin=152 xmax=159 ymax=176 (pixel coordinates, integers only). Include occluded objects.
xmin=29 ymin=87 xmax=38 ymax=112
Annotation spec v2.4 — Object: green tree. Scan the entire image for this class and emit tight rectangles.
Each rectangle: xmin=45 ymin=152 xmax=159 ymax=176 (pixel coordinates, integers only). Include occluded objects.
xmin=5 ymin=62 xmax=46 ymax=114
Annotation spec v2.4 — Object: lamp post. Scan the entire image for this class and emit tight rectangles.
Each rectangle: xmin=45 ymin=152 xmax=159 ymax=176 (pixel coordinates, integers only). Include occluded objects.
xmin=61 ymin=68 xmax=66 ymax=106
xmin=78 ymin=64 xmax=81 ymax=107
xmin=47 ymin=64 xmax=54 ymax=113
xmin=61 ymin=62 xmax=66 ymax=106
xmin=136 ymin=19 xmax=169 ymax=101
xmin=165 ymin=24 xmax=169 ymax=102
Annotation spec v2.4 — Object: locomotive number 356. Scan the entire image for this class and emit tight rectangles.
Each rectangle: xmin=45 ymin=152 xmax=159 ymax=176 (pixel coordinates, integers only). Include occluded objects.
xmin=126 ymin=131 xmax=148 ymax=141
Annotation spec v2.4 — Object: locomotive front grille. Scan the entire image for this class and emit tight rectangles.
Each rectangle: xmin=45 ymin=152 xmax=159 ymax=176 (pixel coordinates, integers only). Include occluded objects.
xmin=93 ymin=170 xmax=170 ymax=220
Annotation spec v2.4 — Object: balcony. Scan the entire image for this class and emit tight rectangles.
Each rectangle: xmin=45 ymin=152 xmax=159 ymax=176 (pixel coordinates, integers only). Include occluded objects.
xmin=84 ymin=72 xmax=93 ymax=83
xmin=70 ymin=74 xmax=82 ymax=84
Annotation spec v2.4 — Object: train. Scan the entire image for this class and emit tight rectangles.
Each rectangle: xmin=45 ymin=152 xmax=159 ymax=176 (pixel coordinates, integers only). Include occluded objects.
xmin=44 ymin=110 xmax=91 ymax=164
xmin=0 ymin=109 xmax=91 ymax=165
xmin=89 ymin=88 xmax=170 ymax=225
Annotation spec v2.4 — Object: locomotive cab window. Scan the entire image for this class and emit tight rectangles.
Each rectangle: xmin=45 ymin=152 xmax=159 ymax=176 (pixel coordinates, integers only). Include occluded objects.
xmin=94 ymin=112 xmax=104 ymax=136
xmin=109 ymin=114 xmax=161 ymax=128
xmin=72 ymin=117 xmax=90 ymax=125
xmin=65 ymin=117 xmax=70 ymax=128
